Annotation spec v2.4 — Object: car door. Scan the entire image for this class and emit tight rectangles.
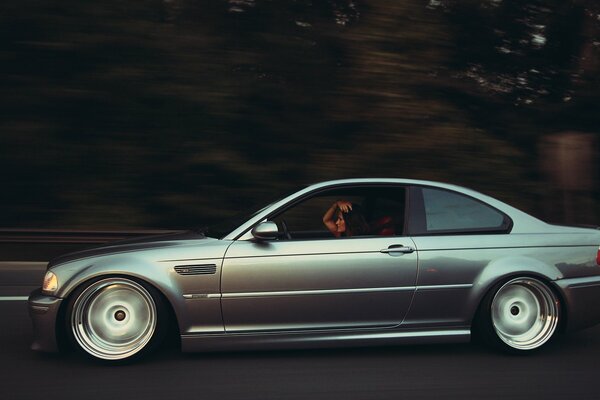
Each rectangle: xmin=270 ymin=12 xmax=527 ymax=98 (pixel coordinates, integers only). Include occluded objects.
xmin=220 ymin=185 xmax=418 ymax=333
xmin=220 ymin=237 xmax=417 ymax=332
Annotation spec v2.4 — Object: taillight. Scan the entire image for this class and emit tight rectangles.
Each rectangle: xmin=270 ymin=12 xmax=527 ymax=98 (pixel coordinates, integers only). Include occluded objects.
xmin=597 ymin=247 xmax=600 ymax=266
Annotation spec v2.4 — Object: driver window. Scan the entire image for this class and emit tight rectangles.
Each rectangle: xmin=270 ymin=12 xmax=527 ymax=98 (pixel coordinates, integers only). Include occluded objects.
xmin=271 ymin=186 xmax=406 ymax=240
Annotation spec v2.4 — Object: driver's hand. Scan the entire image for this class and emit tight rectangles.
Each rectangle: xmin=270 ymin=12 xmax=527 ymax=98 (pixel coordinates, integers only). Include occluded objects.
xmin=336 ymin=200 xmax=352 ymax=213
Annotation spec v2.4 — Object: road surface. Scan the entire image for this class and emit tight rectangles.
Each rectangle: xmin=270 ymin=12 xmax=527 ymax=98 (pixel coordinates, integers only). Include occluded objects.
xmin=2 ymin=300 xmax=600 ymax=400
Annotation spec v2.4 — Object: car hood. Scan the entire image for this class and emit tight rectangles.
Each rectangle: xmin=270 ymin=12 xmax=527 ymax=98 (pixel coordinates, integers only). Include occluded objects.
xmin=47 ymin=230 xmax=209 ymax=268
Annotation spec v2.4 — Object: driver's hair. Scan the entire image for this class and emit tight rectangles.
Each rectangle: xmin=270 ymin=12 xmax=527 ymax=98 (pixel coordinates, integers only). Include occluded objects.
xmin=343 ymin=204 xmax=369 ymax=237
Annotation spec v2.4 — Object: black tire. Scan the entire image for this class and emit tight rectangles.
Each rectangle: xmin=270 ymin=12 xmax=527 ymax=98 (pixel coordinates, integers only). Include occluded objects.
xmin=474 ymin=277 xmax=560 ymax=353
xmin=64 ymin=276 xmax=167 ymax=362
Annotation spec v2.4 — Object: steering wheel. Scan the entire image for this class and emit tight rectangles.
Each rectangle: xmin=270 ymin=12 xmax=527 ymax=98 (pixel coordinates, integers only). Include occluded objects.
xmin=280 ymin=219 xmax=292 ymax=240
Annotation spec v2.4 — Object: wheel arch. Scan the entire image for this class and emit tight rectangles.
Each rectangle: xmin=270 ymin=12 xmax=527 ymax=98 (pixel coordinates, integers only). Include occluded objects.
xmin=467 ymin=255 xmax=565 ymax=327
xmin=56 ymin=268 xmax=184 ymax=350
xmin=471 ymin=272 xmax=567 ymax=332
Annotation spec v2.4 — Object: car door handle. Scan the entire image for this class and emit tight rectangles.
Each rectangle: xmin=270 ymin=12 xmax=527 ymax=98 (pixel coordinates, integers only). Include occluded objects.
xmin=380 ymin=245 xmax=415 ymax=254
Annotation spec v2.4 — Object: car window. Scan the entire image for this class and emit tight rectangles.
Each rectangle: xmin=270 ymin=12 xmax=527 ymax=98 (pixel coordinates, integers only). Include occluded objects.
xmin=270 ymin=186 xmax=406 ymax=240
xmin=409 ymin=186 xmax=510 ymax=235
xmin=273 ymin=195 xmax=364 ymax=238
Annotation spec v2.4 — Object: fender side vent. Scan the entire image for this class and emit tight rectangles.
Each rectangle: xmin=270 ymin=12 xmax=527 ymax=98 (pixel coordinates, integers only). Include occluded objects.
xmin=174 ymin=264 xmax=217 ymax=275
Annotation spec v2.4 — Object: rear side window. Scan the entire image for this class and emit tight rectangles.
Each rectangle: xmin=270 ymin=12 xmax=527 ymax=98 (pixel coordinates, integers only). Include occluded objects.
xmin=409 ymin=187 xmax=511 ymax=235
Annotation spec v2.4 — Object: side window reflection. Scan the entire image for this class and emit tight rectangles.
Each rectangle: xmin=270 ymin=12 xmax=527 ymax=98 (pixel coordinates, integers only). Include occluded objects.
xmin=271 ymin=187 xmax=406 ymax=240
xmin=409 ymin=187 xmax=511 ymax=235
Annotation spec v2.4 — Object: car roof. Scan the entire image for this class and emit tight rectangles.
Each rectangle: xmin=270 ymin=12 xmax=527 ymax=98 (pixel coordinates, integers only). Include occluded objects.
xmin=306 ymin=178 xmax=478 ymax=194
xmin=302 ymin=178 xmax=527 ymax=216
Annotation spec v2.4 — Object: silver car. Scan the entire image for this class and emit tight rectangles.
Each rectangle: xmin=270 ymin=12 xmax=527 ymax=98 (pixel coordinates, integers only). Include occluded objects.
xmin=28 ymin=179 xmax=600 ymax=361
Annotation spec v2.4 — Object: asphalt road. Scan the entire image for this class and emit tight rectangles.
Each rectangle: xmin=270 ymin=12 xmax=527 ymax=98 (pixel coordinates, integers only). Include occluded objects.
xmin=2 ymin=301 xmax=600 ymax=400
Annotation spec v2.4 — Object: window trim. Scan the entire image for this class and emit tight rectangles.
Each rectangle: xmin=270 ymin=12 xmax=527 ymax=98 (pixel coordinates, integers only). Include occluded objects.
xmin=407 ymin=185 xmax=513 ymax=236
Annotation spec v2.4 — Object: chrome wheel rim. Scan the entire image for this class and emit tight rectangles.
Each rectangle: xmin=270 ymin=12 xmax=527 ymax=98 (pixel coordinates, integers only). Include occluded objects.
xmin=71 ymin=278 xmax=157 ymax=360
xmin=491 ymin=278 xmax=559 ymax=350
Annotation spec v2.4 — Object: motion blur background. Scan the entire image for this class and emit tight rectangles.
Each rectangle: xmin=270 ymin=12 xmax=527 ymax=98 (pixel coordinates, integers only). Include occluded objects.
xmin=1 ymin=0 xmax=599 ymax=230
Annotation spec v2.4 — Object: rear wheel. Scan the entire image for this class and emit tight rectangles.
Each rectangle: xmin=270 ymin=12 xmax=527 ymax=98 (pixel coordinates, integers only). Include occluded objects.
xmin=66 ymin=277 xmax=166 ymax=361
xmin=477 ymin=277 xmax=560 ymax=352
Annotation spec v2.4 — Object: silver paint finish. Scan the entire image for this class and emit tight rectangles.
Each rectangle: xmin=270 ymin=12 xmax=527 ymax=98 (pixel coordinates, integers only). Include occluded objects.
xmin=221 ymin=286 xmax=416 ymax=298
xmin=554 ymin=275 xmax=600 ymax=331
xmin=251 ymin=221 xmax=279 ymax=240
xmin=181 ymin=328 xmax=470 ymax=352
xmin=27 ymin=178 xmax=600 ymax=356
xmin=48 ymin=231 xmax=207 ymax=268
xmin=28 ymin=289 xmax=62 ymax=352
xmin=221 ymin=237 xmax=417 ymax=332
xmin=417 ymin=284 xmax=473 ymax=290
xmin=380 ymin=245 xmax=415 ymax=254
xmin=45 ymin=237 xmax=231 ymax=335
xmin=402 ymin=233 xmax=600 ymax=329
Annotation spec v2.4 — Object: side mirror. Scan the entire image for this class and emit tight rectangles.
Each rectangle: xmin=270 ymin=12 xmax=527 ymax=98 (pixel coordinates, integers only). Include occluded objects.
xmin=251 ymin=221 xmax=279 ymax=241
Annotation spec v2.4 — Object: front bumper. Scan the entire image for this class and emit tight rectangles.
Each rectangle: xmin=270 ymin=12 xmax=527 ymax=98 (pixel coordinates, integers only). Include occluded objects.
xmin=28 ymin=288 xmax=63 ymax=353
xmin=555 ymin=275 xmax=600 ymax=332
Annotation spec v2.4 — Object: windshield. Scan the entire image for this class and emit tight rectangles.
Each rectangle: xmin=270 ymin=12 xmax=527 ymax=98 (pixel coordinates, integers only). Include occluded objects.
xmin=198 ymin=184 xmax=309 ymax=239
xmin=205 ymin=203 xmax=273 ymax=239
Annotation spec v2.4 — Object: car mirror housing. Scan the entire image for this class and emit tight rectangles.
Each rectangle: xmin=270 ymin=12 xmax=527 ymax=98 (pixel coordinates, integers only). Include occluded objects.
xmin=251 ymin=221 xmax=279 ymax=240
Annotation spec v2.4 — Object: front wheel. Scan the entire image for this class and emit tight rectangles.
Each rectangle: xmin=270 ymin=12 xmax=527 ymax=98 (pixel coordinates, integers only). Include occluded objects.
xmin=476 ymin=277 xmax=560 ymax=352
xmin=65 ymin=277 xmax=166 ymax=361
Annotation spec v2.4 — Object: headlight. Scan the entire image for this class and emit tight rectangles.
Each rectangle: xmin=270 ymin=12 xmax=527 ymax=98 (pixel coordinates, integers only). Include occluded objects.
xmin=42 ymin=271 xmax=58 ymax=294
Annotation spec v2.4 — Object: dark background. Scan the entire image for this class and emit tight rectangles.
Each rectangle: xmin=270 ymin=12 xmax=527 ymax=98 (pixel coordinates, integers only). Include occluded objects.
xmin=2 ymin=3 xmax=600 ymax=397
xmin=1 ymin=0 xmax=599 ymax=230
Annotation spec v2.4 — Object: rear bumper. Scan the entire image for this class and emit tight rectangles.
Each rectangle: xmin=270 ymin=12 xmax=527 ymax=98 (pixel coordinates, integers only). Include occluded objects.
xmin=555 ymin=276 xmax=600 ymax=332
xmin=28 ymin=289 xmax=63 ymax=352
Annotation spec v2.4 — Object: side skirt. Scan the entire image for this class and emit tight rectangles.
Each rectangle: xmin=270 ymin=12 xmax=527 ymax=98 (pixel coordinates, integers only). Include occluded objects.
xmin=181 ymin=327 xmax=470 ymax=353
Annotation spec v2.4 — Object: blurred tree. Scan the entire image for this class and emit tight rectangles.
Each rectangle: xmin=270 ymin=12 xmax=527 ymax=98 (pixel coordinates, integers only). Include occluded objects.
xmin=0 ymin=0 xmax=597 ymax=229
xmin=431 ymin=0 xmax=600 ymax=136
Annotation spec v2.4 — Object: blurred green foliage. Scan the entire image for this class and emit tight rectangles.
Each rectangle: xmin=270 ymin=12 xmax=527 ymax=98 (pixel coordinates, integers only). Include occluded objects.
xmin=1 ymin=0 xmax=598 ymax=229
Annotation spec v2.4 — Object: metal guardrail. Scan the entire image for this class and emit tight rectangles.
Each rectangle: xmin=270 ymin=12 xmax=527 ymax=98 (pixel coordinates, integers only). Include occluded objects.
xmin=0 ymin=228 xmax=183 ymax=263
xmin=0 ymin=229 xmax=182 ymax=297
xmin=0 ymin=228 xmax=181 ymax=244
